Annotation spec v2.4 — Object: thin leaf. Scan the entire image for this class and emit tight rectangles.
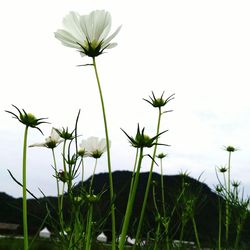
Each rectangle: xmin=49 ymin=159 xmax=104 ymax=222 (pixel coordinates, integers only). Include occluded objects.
xmin=7 ymin=169 xmax=39 ymax=202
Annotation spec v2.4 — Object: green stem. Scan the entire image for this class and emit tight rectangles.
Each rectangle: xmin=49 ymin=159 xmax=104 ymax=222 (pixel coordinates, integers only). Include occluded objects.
xmin=223 ymin=172 xmax=227 ymax=190
xmin=92 ymin=57 xmax=116 ymax=250
xmin=160 ymin=158 xmax=166 ymax=217
xmin=85 ymin=204 xmax=93 ymax=250
xmin=60 ymin=181 xmax=65 ymax=231
xmin=153 ymin=222 xmax=161 ymax=250
xmin=89 ymin=159 xmax=98 ymax=193
xmin=165 ymin=189 xmax=185 ymax=250
xmin=81 ymin=157 xmax=84 ymax=184
xmin=179 ymin=219 xmax=186 ymax=249
xmin=22 ymin=125 xmax=29 ymax=250
xmin=165 ymin=222 xmax=170 ymax=250
xmin=134 ymin=107 xmax=162 ymax=245
xmin=60 ymin=140 xmax=67 ymax=223
xmin=192 ymin=216 xmax=201 ymax=250
xmin=52 ymin=149 xmax=63 ymax=229
xmin=218 ymin=196 xmax=222 ymax=250
xmin=233 ymin=186 xmax=238 ymax=200
xmin=52 ymin=148 xmax=60 ymax=198
xmin=234 ymin=212 xmax=246 ymax=249
xmin=179 ymin=179 xmax=187 ymax=250
xmin=62 ymin=140 xmax=67 ymax=173
xmin=228 ymin=152 xmax=231 ymax=194
xmin=152 ymin=182 xmax=160 ymax=250
xmin=119 ymin=148 xmax=144 ymax=250
xmin=128 ymin=148 xmax=139 ymax=200
xmin=226 ymin=151 xmax=231 ymax=244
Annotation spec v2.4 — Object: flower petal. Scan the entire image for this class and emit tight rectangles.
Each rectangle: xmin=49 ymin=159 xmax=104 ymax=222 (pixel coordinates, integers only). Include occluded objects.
xmin=99 ymin=138 xmax=107 ymax=152
xmin=92 ymin=10 xmax=111 ymax=41
xmin=88 ymin=136 xmax=99 ymax=151
xmin=54 ymin=29 xmax=82 ymax=49
xmin=102 ymin=25 xmax=122 ymax=48
xmin=105 ymin=43 xmax=118 ymax=49
xmin=29 ymin=142 xmax=46 ymax=148
xmin=56 ymin=9 xmax=120 ymax=56
xmin=51 ymin=128 xmax=60 ymax=141
xmin=62 ymin=12 xmax=85 ymax=42
xmin=80 ymin=14 xmax=93 ymax=41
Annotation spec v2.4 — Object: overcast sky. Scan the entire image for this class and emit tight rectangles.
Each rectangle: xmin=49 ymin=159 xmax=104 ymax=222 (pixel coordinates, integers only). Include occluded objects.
xmin=1 ymin=0 xmax=250 ymax=198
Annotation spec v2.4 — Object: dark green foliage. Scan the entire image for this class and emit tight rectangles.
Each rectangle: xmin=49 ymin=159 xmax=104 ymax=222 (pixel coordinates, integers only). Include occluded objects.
xmin=0 ymin=171 xmax=250 ymax=247
xmin=0 ymin=237 xmax=58 ymax=250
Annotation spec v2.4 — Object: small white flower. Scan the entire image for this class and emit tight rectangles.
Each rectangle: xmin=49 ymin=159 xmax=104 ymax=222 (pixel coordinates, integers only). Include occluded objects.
xmin=55 ymin=10 xmax=121 ymax=57
xmin=79 ymin=136 xmax=110 ymax=158
xmin=29 ymin=128 xmax=63 ymax=149
xmin=78 ymin=143 xmax=88 ymax=158
xmin=78 ymin=147 xmax=87 ymax=158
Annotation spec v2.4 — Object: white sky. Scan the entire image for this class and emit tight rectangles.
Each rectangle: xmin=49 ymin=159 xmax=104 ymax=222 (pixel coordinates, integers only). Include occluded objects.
xmin=1 ymin=0 xmax=250 ymax=198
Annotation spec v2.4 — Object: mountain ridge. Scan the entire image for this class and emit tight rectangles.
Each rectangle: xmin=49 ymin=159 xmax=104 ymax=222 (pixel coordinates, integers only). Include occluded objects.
xmin=0 ymin=170 xmax=249 ymax=244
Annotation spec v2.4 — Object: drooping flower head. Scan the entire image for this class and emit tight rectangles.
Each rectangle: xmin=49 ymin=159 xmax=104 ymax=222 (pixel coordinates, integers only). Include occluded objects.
xmin=29 ymin=128 xmax=63 ymax=149
xmin=55 ymin=10 xmax=121 ymax=57
xmin=80 ymin=136 xmax=110 ymax=158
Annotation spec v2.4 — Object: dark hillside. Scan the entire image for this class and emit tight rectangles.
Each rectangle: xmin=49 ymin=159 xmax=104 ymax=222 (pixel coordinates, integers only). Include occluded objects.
xmin=0 ymin=171 xmax=249 ymax=245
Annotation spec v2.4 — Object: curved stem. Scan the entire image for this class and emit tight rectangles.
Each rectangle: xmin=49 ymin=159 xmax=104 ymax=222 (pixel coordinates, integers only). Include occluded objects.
xmin=134 ymin=107 xmax=162 ymax=245
xmin=22 ymin=125 xmax=29 ymax=250
xmin=92 ymin=57 xmax=116 ymax=250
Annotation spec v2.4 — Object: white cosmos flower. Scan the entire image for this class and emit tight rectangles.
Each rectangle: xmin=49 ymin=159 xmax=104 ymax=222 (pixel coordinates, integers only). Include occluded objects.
xmin=79 ymin=136 xmax=110 ymax=158
xmin=29 ymin=128 xmax=63 ymax=149
xmin=54 ymin=10 xmax=121 ymax=57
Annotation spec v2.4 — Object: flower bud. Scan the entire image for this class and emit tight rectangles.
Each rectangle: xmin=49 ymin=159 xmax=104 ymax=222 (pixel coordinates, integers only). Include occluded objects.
xmin=5 ymin=105 xmax=48 ymax=133
xmin=58 ymin=170 xmax=69 ymax=183
xmin=143 ymin=92 xmax=175 ymax=109
xmin=157 ymin=153 xmax=167 ymax=159
xmin=219 ymin=167 xmax=227 ymax=173
xmin=86 ymin=194 xmax=99 ymax=203
xmin=216 ymin=185 xmax=223 ymax=193
xmin=232 ymin=180 xmax=240 ymax=188
xmin=121 ymin=124 xmax=168 ymax=148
